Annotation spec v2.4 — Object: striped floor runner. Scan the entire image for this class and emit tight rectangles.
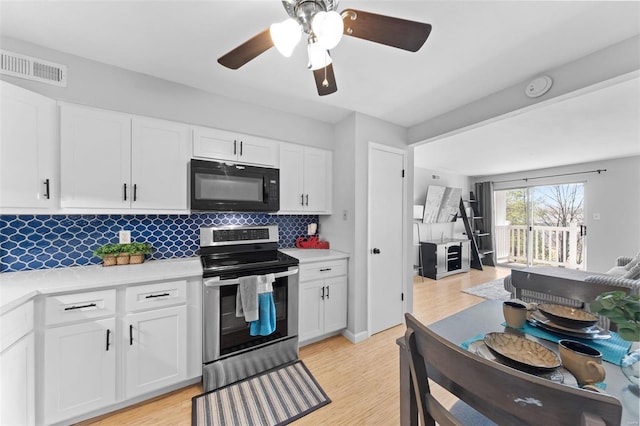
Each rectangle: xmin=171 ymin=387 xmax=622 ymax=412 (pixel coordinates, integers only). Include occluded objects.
xmin=192 ymin=361 xmax=330 ymax=426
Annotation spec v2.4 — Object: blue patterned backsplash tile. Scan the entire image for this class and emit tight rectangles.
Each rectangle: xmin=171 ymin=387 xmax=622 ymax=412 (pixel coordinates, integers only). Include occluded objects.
xmin=0 ymin=213 xmax=318 ymax=273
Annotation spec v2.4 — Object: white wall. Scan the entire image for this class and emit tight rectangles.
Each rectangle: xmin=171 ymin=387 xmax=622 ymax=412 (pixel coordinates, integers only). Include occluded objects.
xmin=0 ymin=36 xmax=334 ymax=149
xmin=321 ymin=112 xmax=410 ymax=342
xmin=476 ymin=155 xmax=640 ymax=272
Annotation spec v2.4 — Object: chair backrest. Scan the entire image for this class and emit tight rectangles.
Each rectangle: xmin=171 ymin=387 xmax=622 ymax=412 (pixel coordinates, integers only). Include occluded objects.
xmin=404 ymin=313 xmax=622 ymax=426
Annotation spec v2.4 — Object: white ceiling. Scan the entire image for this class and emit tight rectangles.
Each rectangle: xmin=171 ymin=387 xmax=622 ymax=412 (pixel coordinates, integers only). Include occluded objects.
xmin=414 ymin=75 xmax=640 ymax=176
xmin=1 ymin=1 xmax=639 ymax=175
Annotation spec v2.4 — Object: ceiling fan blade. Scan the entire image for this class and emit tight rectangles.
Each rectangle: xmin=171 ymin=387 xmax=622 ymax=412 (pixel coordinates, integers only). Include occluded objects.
xmin=218 ymin=29 xmax=274 ymax=69
xmin=313 ymin=64 xmax=337 ymax=96
xmin=341 ymin=9 xmax=432 ymax=52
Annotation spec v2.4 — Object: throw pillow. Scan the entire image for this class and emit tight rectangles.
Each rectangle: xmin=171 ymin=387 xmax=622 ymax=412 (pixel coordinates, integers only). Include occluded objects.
xmin=624 ymin=251 xmax=640 ymax=270
xmin=606 ymin=266 xmax=628 ymax=276
xmin=623 ymin=263 xmax=640 ymax=280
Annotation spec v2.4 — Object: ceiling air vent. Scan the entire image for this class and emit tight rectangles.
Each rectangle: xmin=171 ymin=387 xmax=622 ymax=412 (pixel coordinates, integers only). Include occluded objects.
xmin=0 ymin=50 xmax=67 ymax=87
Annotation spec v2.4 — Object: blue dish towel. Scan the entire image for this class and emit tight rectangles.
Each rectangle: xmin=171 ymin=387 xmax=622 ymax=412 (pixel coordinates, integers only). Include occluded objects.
xmin=250 ymin=292 xmax=276 ymax=336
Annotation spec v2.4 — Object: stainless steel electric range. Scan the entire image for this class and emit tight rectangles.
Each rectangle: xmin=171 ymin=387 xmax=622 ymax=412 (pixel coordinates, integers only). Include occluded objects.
xmin=199 ymin=224 xmax=299 ymax=391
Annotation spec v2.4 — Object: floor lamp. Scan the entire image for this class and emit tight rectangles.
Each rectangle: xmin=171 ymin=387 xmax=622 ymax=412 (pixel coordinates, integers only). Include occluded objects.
xmin=413 ymin=205 xmax=424 ymax=282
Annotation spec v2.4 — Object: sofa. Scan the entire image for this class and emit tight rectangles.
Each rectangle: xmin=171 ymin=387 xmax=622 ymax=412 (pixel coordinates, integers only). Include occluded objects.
xmin=503 ymin=254 xmax=640 ymax=329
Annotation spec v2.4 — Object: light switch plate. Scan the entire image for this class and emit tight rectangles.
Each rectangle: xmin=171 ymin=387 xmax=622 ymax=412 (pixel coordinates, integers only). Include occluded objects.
xmin=119 ymin=230 xmax=131 ymax=244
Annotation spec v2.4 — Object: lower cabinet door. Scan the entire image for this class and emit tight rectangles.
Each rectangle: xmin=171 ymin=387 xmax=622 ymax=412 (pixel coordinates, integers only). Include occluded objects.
xmin=323 ymin=276 xmax=348 ymax=334
xmin=44 ymin=318 xmax=116 ymax=425
xmin=299 ymin=281 xmax=325 ymax=343
xmin=125 ymin=305 xmax=187 ymax=398
xmin=1 ymin=333 xmax=35 ymax=426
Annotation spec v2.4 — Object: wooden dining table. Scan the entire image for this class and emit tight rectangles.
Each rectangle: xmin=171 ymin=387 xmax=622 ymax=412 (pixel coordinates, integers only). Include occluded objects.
xmin=398 ymin=299 xmax=640 ymax=426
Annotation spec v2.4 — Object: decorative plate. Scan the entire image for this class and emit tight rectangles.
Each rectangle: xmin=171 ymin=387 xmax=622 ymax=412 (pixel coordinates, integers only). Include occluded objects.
xmin=483 ymin=332 xmax=561 ymax=372
xmin=537 ymin=304 xmax=599 ymax=328
xmin=528 ymin=311 xmax=611 ymax=340
xmin=468 ymin=340 xmax=575 ymax=385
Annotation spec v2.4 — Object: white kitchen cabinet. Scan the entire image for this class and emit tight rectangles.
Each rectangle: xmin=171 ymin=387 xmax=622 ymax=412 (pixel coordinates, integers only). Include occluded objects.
xmin=131 ymin=117 xmax=190 ymax=210
xmin=0 ymin=300 xmax=35 ymax=426
xmin=279 ymin=143 xmax=332 ymax=214
xmin=0 ymin=81 xmax=57 ymax=213
xmin=192 ymin=126 xmax=278 ymax=167
xmin=44 ymin=317 xmax=117 ymax=425
xmin=124 ymin=305 xmax=187 ymax=398
xmin=60 ymin=103 xmax=189 ymax=212
xmin=298 ymin=259 xmax=347 ymax=344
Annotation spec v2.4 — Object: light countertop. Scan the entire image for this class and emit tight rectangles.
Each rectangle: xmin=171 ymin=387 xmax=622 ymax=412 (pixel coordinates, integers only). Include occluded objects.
xmin=280 ymin=248 xmax=349 ymax=263
xmin=0 ymin=257 xmax=203 ymax=314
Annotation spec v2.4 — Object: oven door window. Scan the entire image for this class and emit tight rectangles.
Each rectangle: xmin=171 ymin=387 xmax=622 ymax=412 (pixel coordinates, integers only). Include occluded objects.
xmin=194 ymin=173 xmax=263 ymax=202
xmin=219 ymin=277 xmax=288 ymax=356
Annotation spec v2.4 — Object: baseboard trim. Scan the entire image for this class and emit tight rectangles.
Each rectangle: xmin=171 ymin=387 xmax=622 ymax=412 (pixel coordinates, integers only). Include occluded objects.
xmin=343 ymin=329 xmax=369 ymax=344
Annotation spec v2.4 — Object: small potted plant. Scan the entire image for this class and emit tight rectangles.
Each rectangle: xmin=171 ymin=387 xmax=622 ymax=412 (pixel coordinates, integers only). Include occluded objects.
xmin=590 ymin=291 xmax=640 ymax=390
xmin=93 ymin=243 xmax=121 ymax=267
xmin=124 ymin=242 xmax=152 ymax=264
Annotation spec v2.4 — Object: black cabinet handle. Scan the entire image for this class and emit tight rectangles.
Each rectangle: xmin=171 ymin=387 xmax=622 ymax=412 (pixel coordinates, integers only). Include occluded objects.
xmin=43 ymin=178 xmax=50 ymax=199
xmin=240 ymin=141 xmax=243 ymax=156
xmin=372 ymin=248 xmax=381 ymax=254
xmin=123 ymin=183 xmax=127 ymax=201
xmin=233 ymin=140 xmax=237 ymax=155
xmin=64 ymin=303 xmax=97 ymax=311
xmin=300 ymin=194 xmax=305 ymax=206
xmin=133 ymin=184 xmax=137 ymax=202
xmin=105 ymin=329 xmax=111 ymax=351
xmin=321 ymin=286 xmax=325 ymax=300
xmin=326 ymin=286 xmax=330 ymax=299
xmin=320 ymin=268 xmax=332 ymax=272
xmin=129 ymin=324 xmax=133 ymax=345
xmin=305 ymin=194 xmax=309 ymax=206
xmin=145 ymin=293 xmax=170 ymax=299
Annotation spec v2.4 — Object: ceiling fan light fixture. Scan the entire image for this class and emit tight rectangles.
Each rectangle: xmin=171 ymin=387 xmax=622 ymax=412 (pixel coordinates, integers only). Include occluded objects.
xmin=307 ymin=39 xmax=331 ymax=70
xmin=270 ymin=18 xmax=302 ymax=57
xmin=311 ymin=10 xmax=344 ymax=49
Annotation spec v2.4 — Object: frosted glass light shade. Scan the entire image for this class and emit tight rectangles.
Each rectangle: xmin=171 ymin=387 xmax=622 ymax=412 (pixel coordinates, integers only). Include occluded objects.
xmin=270 ymin=19 xmax=302 ymax=57
xmin=311 ymin=11 xmax=344 ymax=50
xmin=307 ymin=41 xmax=332 ymax=70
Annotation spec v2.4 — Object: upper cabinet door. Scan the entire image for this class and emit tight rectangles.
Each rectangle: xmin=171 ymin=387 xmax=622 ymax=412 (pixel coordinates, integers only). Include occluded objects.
xmin=192 ymin=126 xmax=277 ymax=167
xmin=192 ymin=127 xmax=239 ymax=163
xmin=131 ymin=118 xmax=189 ymax=211
xmin=279 ymin=144 xmax=332 ymax=214
xmin=304 ymin=147 xmax=331 ymax=214
xmin=60 ymin=104 xmax=131 ymax=209
xmin=237 ymin=135 xmax=278 ymax=167
xmin=0 ymin=81 xmax=57 ymax=212
xmin=278 ymin=143 xmax=305 ymax=212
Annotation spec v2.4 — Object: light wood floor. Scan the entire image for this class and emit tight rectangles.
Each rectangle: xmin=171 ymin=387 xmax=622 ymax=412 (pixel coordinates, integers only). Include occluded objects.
xmin=78 ymin=266 xmax=511 ymax=425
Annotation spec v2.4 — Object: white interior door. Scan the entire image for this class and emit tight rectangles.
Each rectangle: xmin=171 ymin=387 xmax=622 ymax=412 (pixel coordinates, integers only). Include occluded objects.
xmin=368 ymin=143 xmax=405 ymax=335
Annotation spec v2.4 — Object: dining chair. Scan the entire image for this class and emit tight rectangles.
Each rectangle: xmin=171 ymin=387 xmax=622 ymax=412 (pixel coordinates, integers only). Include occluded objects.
xmin=404 ymin=313 xmax=622 ymax=426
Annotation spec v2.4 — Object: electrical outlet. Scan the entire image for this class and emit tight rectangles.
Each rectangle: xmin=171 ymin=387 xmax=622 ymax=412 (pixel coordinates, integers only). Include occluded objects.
xmin=119 ymin=230 xmax=131 ymax=244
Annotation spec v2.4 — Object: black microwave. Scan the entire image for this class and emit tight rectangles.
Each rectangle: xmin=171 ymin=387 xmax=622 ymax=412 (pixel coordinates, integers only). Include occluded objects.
xmin=190 ymin=159 xmax=279 ymax=212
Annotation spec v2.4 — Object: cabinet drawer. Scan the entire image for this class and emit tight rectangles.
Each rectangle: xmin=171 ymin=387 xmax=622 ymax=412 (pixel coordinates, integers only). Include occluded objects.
xmin=45 ymin=289 xmax=116 ymax=326
xmin=125 ymin=280 xmax=187 ymax=312
xmin=299 ymin=259 xmax=347 ymax=282
xmin=0 ymin=300 xmax=34 ymax=352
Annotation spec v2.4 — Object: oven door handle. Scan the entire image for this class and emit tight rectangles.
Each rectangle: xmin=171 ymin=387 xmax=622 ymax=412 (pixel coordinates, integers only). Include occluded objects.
xmin=204 ymin=268 xmax=299 ymax=287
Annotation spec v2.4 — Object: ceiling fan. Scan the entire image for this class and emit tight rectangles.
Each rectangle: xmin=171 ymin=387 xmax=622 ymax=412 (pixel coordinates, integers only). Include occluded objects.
xmin=217 ymin=0 xmax=432 ymax=96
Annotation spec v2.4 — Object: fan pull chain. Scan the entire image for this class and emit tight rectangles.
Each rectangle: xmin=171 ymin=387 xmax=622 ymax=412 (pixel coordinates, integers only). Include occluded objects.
xmin=322 ymin=50 xmax=329 ymax=87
